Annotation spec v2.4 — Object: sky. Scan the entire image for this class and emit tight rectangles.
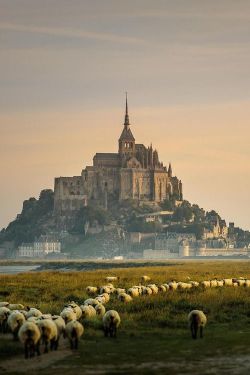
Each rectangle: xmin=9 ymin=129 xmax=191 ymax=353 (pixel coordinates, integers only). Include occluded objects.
xmin=0 ymin=0 xmax=250 ymax=230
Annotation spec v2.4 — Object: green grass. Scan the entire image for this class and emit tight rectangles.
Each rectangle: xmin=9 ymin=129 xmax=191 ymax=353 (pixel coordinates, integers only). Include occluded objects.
xmin=1 ymin=261 xmax=250 ymax=374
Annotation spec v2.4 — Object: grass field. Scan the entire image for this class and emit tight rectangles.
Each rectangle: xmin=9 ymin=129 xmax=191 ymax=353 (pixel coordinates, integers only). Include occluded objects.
xmin=1 ymin=261 xmax=250 ymax=374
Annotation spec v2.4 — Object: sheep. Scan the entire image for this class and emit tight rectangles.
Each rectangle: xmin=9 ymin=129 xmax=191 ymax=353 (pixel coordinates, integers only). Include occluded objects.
xmin=39 ymin=314 xmax=52 ymax=320
xmin=117 ymin=292 xmax=132 ymax=303
xmin=190 ymin=281 xmax=199 ymax=287
xmin=84 ymin=298 xmax=100 ymax=308
xmin=168 ymin=281 xmax=178 ymax=290
xmin=103 ymin=310 xmax=121 ymax=338
xmin=141 ymin=275 xmax=151 ymax=282
xmin=177 ymin=282 xmax=192 ymax=290
xmin=244 ymin=280 xmax=250 ymax=287
xmin=18 ymin=321 xmax=41 ymax=358
xmin=7 ymin=310 xmax=26 ymax=340
xmin=115 ymin=288 xmax=126 ymax=295
xmin=80 ymin=305 xmax=96 ymax=320
xmin=8 ymin=303 xmax=25 ymax=310
xmin=217 ymin=280 xmax=224 ymax=287
xmin=232 ymin=282 xmax=238 ymax=287
xmin=51 ymin=315 xmax=66 ymax=348
xmin=36 ymin=319 xmax=58 ymax=353
xmin=95 ymin=304 xmax=106 ymax=317
xmin=0 ymin=306 xmax=11 ymax=333
xmin=26 ymin=307 xmax=42 ymax=319
xmin=60 ymin=308 xmax=77 ymax=324
xmin=99 ymin=286 xmax=113 ymax=294
xmin=188 ymin=310 xmax=207 ymax=339
xmin=201 ymin=281 xmax=211 ymax=288
xmin=0 ymin=301 xmax=9 ymax=307
xmin=158 ymin=285 xmax=167 ymax=292
xmin=64 ymin=302 xmax=82 ymax=320
xmin=237 ymin=279 xmax=246 ymax=287
xmin=98 ymin=293 xmax=110 ymax=303
xmin=147 ymin=284 xmax=159 ymax=294
xmin=127 ymin=288 xmax=140 ymax=298
xmin=142 ymin=286 xmax=153 ymax=295
xmin=210 ymin=280 xmax=218 ymax=288
xmin=86 ymin=286 xmax=98 ymax=295
xmin=95 ymin=295 xmax=106 ymax=304
xmin=65 ymin=320 xmax=84 ymax=349
xmin=223 ymin=278 xmax=233 ymax=286
xmin=105 ymin=276 xmax=119 ymax=283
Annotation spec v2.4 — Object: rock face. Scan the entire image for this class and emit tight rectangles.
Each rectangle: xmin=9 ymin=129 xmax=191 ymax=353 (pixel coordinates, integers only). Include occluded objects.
xmin=54 ymin=99 xmax=183 ymax=216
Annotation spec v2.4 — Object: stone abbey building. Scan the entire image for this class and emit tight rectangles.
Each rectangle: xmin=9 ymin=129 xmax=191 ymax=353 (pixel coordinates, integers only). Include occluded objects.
xmin=54 ymin=98 xmax=183 ymax=214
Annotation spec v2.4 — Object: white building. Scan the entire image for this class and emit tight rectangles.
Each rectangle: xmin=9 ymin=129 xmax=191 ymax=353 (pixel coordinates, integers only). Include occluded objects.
xmin=18 ymin=235 xmax=61 ymax=258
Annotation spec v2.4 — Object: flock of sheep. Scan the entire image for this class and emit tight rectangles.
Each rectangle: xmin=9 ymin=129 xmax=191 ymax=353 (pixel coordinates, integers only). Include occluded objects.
xmin=0 ymin=274 xmax=249 ymax=358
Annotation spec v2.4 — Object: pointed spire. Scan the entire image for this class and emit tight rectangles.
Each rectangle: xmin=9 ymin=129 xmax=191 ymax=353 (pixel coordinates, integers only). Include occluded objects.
xmin=168 ymin=162 xmax=172 ymax=177
xmin=124 ymin=92 xmax=130 ymax=126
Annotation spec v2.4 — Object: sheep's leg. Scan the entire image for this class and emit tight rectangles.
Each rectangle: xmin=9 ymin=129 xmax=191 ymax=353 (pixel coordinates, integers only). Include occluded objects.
xmin=24 ymin=343 xmax=29 ymax=359
xmin=200 ymin=326 xmax=203 ymax=338
xmin=36 ymin=342 xmax=41 ymax=356
xmin=44 ymin=341 xmax=49 ymax=353
xmin=70 ymin=339 xmax=74 ymax=350
xmin=104 ymin=327 xmax=108 ymax=337
xmin=74 ymin=338 xmax=78 ymax=350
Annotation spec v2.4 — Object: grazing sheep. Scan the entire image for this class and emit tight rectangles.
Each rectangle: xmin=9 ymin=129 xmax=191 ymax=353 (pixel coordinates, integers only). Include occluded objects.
xmin=95 ymin=295 xmax=106 ymax=304
xmin=60 ymin=308 xmax=77 ymax=324
xmin=65 ymin=320 xmax=84 ymax=349
xmin=51 ymin=315 xmax=66 ymax=341
xmin=201 ymin=281 xmax=211 ymax=288
xmin=147 ymin=284 xmax=159 ymax=294
xmin=7 ymin=310 xmax=26 ymax=339
xmin=127 ymin=288 xmax=140 ymax=298
xmin=39 ymin=314 xmax=52 ymax=320
xmin=95 ymin=304 xmax=106 ymax=317
xmin=98 ymin=293 xmax=110 ymax=303
xmin=232 ymin=282 xmax=238 ymax=287
xmin=115 ymin=288 xmax=126 ymax=295
xmin=188 ymin=310 xmax=207 ymax=339
xmin=0 ymin=306 xmax=11 ymax=333
xmin=244 ymin=280 xmax=250 ymax=287
xmin=8 ymin=303 xmax=25 ymax=310
xmin=99 ymin=286 xmax=113 ymax=294
xmin=223 ymin=278 xmax=233 ymax=286
xmin=64 ymin=302 xmax=82 ymax=320
xmin=142 ymin=286 xmax=153 ymax=295
xmin=105 ymin=276 xmax=119 ymax=283
xmin=177 ymin=282 xmax=192 ymax=290
xmin=80 ymin=305 xmax=96 ymax=319
xmin=168 ymin=281 xmax=178 ymax=290
xmin=0 ymin=302 xmax=9 ymax=307
xmin=237 ymin=279 xmax=246 ymax=287
xmin=86 ymin=286 xmax=98 ymax=295
xmin=216 ymin=280 xmax=224 ymax=287
xmin=103 ymin=310 xmax=121 ymax=338
xmin=141 ymin=275 xmax=151 ymax=282
xmin=210 ymin=280 xmax=218 ymax=288
xmin=18 ymin=321 xmax=41 ymax=359
xmin=36 ymin=319 xmax=58 ymax=353
xmin=117 ymin=292 xmax=133 ymax=303
xmin=84 ymin=298 xmax=100 ymax=308
xmin=190 ymin=281 xmax=199 ymax=287
xmin=26 ymin=307 xmax=42 ymax=319
xmin=158 ymin=285 xmax=167 ymax=292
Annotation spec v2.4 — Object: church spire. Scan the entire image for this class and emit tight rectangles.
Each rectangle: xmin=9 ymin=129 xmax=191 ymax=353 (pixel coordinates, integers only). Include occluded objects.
xmin=124 ymin=92 xmax=130 ymax=126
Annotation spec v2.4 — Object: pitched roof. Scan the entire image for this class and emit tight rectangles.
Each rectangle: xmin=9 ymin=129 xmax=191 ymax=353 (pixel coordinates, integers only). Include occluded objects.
xmin=119 ymin=126 xmax=135 ymax=141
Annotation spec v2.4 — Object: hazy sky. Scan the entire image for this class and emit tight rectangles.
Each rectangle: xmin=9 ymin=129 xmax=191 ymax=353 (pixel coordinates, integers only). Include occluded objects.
xmin=0 ymin=0 xmax=250 ymax=230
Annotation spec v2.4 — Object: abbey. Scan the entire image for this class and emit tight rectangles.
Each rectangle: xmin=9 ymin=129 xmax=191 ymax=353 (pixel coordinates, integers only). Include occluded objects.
xmin=54 ymin=97 xmax=183 ymax=214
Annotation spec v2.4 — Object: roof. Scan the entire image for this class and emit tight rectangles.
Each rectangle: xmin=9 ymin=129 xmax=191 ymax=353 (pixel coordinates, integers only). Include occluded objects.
xmin=119 ymin=126 xmax=135 ymax=141
xmin=94 ymin=153 xmax=119 ymax=159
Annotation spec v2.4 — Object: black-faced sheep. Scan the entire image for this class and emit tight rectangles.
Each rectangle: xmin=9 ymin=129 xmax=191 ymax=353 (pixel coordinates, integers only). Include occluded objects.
xmin=0 ymin=306 xmax=11 ymax=333
xmin=7 ymin=310 xmax=26 ymax=339
xmin=65 ymin=320 xmax=84 ymax=349
xmin=36 ymin=319 xmax=58 ymax=353
xmin=103 ymin=310 xmax=121 ymax=338
xmin=188 ymin=310 xmax=207 ymax=339
xmin=18 ymin=321 xmax=41 ymax=359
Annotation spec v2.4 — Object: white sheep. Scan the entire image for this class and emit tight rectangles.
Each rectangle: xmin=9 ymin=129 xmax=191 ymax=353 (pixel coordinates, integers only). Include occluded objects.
xmin=190 ymin=281 xmax=199 ymax=287
xmin=0 ymin=306 xmax=11 ymax=333
xmin=95 ymin=304 xmax=106 ymax=317
xmin=84 ymin=298 xmax=101 ymax=307
xmin=86 ymin=286 xmax=98 ymax=295
xmin=18 ymin=321 xmax=41 ymax=358
xmin=237 ymin=279 xmax=246 ymax=286
xmin=60 ymin=308 xmax=77 ymax=323
xmin=105 ymin=276 xmax=119 ymax=283
xmin=98 ymin=293 xmax=110 ymax=303
xmin=65 ymin=320 xmax=84 ymax=349
xmin=177 ymin=282 xmax=192 ymax=290
xmin=188 ymin=310 xmax=207 ymax=339
xmin=162 ymin=283 xmax=170 ymax=290
xmin=51 ymin=315 xmax=66 ymax=342
xmin=8 ymin=303 xmax=25 ymax=310
xmin=115 ymin=288 xmax=126 ymax=295
xmin=210 ymin=280 xmax=218 ymax=287
xmin=127 ymin=288 xmax=140 ymax=298
xmin=217 ymin=280 xmax=224 ymax=287
xmin=201 ymin=281 xmax=211 ymax=288
xmin=80 ymin=305 xmax=96 ymax=319
xmin=95 ymin=295 xmax=106 ymax=304
xmin=141 ymin=275 xmax=151 ymax=282
xmin=103 ymin=310 xmax=121 ymax=338
xmin=117 ymin=292 xmax=133 ymax=303
xmin=244 ymin=280 xmax=250 ymax=287
xmin=158 ymin=285 xmax=167 ymax=292
xmin=36 ymin=319 xmax=58 ymax=352
xmin=223 ymin=278 xmax=233 ymax=286
xmin=64 ymin=302 xmax=82 ymax=320
xmin=7 ymin=310 xmax=26 ymax=339
xmin=147 ymin=284 xmax=159 ymax=294
xmin=26 ymin=307 xmax=42 ymax=319
xmin=168 ymin=281 xmax=178 ymax=290
xmin=0 ymin=301 xmax=9 ymax=307
xmin=142 ymin=286 xmax=153 ymax=295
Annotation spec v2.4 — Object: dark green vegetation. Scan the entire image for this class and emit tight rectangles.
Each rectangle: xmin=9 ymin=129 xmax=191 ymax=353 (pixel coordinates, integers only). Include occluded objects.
xmin=1 ymin=261 xmax=250 ymax=374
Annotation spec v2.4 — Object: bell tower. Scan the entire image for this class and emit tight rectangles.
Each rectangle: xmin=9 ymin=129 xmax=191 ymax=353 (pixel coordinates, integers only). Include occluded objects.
xmin=118 ymin=93 xmax=135 ymax=157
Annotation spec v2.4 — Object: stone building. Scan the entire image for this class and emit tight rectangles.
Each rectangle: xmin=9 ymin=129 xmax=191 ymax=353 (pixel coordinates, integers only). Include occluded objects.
xmin=54 ymin=97 xmax=183 ymax=215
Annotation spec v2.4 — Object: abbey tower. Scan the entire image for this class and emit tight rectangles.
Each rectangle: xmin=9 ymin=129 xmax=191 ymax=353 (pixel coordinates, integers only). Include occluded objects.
xmin=54 ymin=97 xmax=183 ymax=215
